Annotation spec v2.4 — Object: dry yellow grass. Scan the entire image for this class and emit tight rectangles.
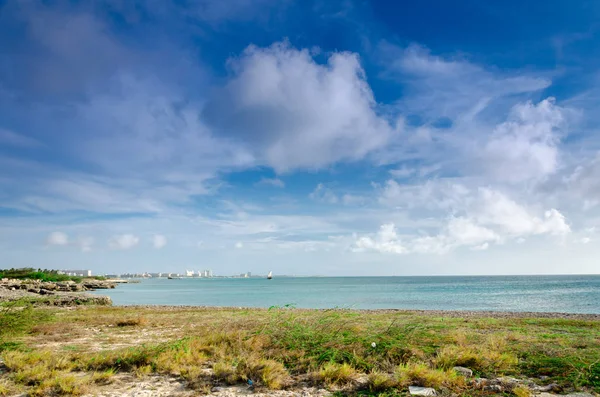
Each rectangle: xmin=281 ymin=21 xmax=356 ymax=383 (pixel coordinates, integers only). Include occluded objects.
xmin=1 ymin=305 xmax=599 ymax=396
xmin=315 ymin=362 xmax=360 ymax=387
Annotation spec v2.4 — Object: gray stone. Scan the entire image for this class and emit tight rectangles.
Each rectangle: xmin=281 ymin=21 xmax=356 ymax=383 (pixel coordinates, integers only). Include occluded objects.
xmin=409 ymin=386 xmax=437 ymax=396
xmin=532 ymin=383 xmax=560 ymax=392
xmin=453 ymin=366 xmax=473 ymax=377
xmin=484 ymin=385 xmax=503 ymax=392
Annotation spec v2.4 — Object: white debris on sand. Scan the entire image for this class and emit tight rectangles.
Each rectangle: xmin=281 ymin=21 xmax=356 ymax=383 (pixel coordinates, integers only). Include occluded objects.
xmin=408 ymin=386 xmax=437 ymax=396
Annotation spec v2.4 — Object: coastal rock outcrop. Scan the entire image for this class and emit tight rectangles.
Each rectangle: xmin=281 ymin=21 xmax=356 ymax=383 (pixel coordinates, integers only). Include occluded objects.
xmin=0 ymin=278 xmax=114 ymax=306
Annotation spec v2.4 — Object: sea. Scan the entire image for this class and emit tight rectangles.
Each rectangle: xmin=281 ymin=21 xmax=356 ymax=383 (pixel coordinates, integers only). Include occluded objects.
xmin=90 ymin=275 xmax=600 ymax=314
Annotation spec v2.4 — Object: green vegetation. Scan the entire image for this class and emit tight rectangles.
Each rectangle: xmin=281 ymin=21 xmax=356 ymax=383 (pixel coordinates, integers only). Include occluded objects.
xmin=0 ymin=267 xmax=106 ymax=283
xmin=0 ymin=305 xmax=599 ymax=396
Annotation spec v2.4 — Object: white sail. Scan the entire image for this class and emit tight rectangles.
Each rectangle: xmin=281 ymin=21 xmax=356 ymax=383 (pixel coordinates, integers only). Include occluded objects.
xmin=267 ymin=271 xmax=272 ymax=279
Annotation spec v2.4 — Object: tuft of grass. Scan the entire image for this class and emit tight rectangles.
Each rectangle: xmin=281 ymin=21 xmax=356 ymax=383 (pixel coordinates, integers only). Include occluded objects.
xmin=84 ymin=345 xmax=156 ymax=372
xmin=153 ymin=338 xmax=209 ymax=375
xmin=237 ymin=356 xmax=290 ymax=389
xmin=434 ymin=344 xmax=518 ymax=374
xmin=0 ymin=379 xmax=18 ymax=397
xmin=29 ymin=374 xmax=89 ymax=397
xmin=91 ymin=369 xmax=115 ymax=385
xmin=513 ymin=385 xmax=531 ymax=397
xmin=116 ymin=317 xmax=148 ymax=327
xmin=134 ymin=365 xmax=153 ymax=378
xmin=316 ymin=362 xmax=360 ymax=387
xmin=396 ymin=362 xmax=464 ymax=390
xmin=213 ymin=360 xmax=242 ymax=385
xmin=367 ymin=370 xmax=396 ymax=392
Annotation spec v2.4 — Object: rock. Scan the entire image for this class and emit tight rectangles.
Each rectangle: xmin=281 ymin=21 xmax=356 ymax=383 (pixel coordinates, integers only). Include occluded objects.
xmin=533 ymin=383 xmax=560 ymax=392
xmin=565 ymin=393 xmax=596 ymax=397
xmin=354 ymin=374 xmax=369 ymax=389
xmin=495 ymin=376 xmax=520 ymax=389
xmin=453 ymin=366 xmax=473 ymax=377
xmin=409 ymin=386 xmax=437 ymax=396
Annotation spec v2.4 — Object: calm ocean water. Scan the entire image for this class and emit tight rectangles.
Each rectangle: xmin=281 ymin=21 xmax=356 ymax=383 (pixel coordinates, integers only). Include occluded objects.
xmin=92 ymin=275 xmax=600 ymax=313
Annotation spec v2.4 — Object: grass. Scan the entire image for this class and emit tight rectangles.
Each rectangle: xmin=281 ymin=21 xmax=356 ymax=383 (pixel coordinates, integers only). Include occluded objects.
xmin=0 ymin=305 xmax=599 ymax=396
xmin=316 ymin=363 xmax=359 ymax=386
xmin=116 ymin=316 xmax=147 ymax=327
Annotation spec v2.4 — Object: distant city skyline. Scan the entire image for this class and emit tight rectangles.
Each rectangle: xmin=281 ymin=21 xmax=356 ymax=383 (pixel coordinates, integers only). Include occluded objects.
xmin=2 ymin=1 xmax=600 ymax=276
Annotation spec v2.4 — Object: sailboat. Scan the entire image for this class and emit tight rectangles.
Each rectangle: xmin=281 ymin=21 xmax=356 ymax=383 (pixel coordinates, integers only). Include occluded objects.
xmin=267 ymin=271 xmax=272 ymax=280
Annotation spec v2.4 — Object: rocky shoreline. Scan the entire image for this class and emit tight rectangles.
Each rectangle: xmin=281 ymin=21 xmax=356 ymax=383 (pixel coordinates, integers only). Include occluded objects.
xmin=110 ymin=305 xmax=600 ymax=320
xmin=0 ymin=278 xmax=115 ymax=306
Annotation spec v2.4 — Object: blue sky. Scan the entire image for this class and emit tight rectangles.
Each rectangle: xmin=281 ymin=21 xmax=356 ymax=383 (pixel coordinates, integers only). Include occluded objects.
xmin=1 ymin=0 xmax=600 ymax=276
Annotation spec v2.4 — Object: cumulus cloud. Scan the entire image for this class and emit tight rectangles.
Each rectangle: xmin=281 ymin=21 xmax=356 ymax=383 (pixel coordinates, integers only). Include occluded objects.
xmin=353 ymin=224 xmax=407 ymax=254
xmin=204 ymin=41 xmax=395 ymax=172
xmin=46 ymin=231 xmax=69 ymax=246
xmin=474 ymin=188 xmax=570 ymax=236
xmin=359 ymin=184 xmax=571 ymax=255
xmin=108 ymin=234 xmax=140 ymax=250
xmin=45 ymin=232 xmax=93 ymax=252
xmin=152 ymin=234 xmax=167 ymax=249
xmin=483 ymin=98 xmax=567 ymax=183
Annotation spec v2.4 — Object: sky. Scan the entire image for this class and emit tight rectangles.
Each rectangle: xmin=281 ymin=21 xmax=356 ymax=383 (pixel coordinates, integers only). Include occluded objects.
xmin=1 ymin=0 xmax=600 ymax=276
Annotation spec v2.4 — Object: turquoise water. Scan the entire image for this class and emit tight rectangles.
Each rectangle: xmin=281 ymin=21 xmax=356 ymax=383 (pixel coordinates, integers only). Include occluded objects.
xmin=92 ymin=275 xmax=600 ymax=313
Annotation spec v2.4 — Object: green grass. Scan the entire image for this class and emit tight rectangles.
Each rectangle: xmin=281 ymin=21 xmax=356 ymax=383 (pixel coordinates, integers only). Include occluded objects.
xmin=0 ymin=306 xmax=599 ymax=396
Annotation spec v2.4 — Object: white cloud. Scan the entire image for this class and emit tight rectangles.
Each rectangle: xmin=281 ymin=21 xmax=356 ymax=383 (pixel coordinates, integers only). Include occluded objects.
xmin=152 ymin=234 xmax=167 ymax=249
xmin=379 ymin=179 xmax=470 ymax=210
xmin=45 ymin=232 xmax=93 ymax=252
xmin=257 ymin=177 xmax=285 ymax=188
xmin=205 ymin=41 xmax=395 ymax=172
xmin=235 ymin=241 xmax=244 ymax=249
xmin=352 ymin=223 xmax=407 ymax=254
xmin=341 ymin=194 xmax=366 ymax=205
xmin=76 ymin=236 xmax=94 ymax=252
xmin=108 ymin=234 xmax=140 ymax=250
xmin=483 ymin=98 xmax=567 ymax=183
xmin=474 ymin=188 xmax=570 ymax=236
xmin=309 ymin=183 xmax=339 ymax=204
xmin=46 ymin=231 xmax=69 ymax=246
xmin=382 ymin=43 xmax=551 ymax=120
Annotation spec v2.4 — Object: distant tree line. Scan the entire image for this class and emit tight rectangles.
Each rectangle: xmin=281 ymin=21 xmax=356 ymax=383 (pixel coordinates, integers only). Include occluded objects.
xmin=0 ymin=268 xmax=104 ymax=283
